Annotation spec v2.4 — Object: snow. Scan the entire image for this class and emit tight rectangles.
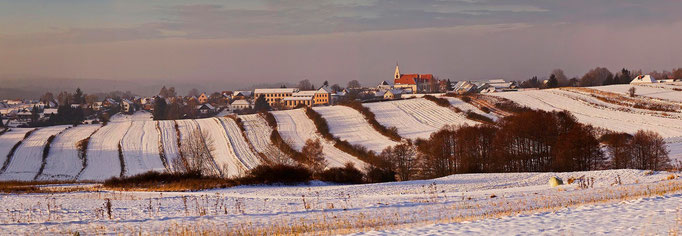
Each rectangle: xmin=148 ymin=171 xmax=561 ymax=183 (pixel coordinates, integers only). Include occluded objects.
xmin=239 ymin=114 xmax=290 ymax=162
xmin=38 ymin=124 xmax=100 ymax=180
xmin=0 ymin=169 xmax=679 ymax=235
xmin=272 ymin=109 xmax=367 ymax=168
xmin=313 ymin=106 xmax=398 ymax=153
xmin=0 ymin=128 xmax=34 ymax=171
xmin=195 ymin=118 xmax=243 ymax=176
xmin=443 ymin=96 xmax=498 ymax=121
xmin=364 ymin=98 xmax=478 ymax=140
xmin=592 ymin=83 xmax=682 ymax=103
xmin=157 ymin=120 xmax=181 ymax=171
xmin=491 ymin=89 xmax=682 ymax=139
xmin=78 ymin=120 xmax=131 ymax=181
xmin=359 ymin=193 xmax=682 ymax=235
xmin=216 ymin=117 xmax=263 ymax=169
xmin=120 ymin=121 xmax=165 ymax=176
xmin=0 ymin=125 xmax=70 ymax=181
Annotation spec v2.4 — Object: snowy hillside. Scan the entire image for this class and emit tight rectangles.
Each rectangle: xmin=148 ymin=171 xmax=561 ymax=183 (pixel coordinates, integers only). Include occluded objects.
xmin=1 ymin=169 xmax=679 ymax=234
xmin=592 ymin=82 xmax=682 ymax=102
xmin=272 ymin=109 xmax=367 ymax=168
xmin=0 ymin=125 xmax=70 ymax=181
xmin=364 ymin=98 xmax=478 ymax=140
xmin=313 ymin=106 xmax=398 ymax=153
xmin=38 ymin=124 xmax=100 ymax=180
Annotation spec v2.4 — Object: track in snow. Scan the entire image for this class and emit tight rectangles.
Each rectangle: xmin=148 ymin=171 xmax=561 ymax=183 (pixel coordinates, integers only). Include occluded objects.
xmin=158 ymin=120 xmax=181 ymax=171
xmin=364 ymin=98 xmax=478 ymax=140
xmin=38 ymin=124 xmax=100 ymax=180
xmin=313 ymin=106 xmax=398 ymax=153
xmin=120 ymin=121 xmax=165 ymax=177
xmin=272 ymin=109 xmax=367 ymax=169
xmin=0 ymin=128 xmax=34 ymax=173
xmin=239 ymin=114 xmax=290 ymax=163
xmin=78 ymin=121 xmax=131 ymax=181
xmin=0 ymin=125 xmax=70 ymax=181
xmin=195 ymin=118 xmax=245 ymax=177
xmin=216 ymin=117 xmax=263 ymax=169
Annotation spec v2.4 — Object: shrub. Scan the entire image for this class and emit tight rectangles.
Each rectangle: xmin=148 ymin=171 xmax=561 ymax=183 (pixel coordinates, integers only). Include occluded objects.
xmin=244 ymin=164 xmax=312 ymax=185
xmin=262 ymin=112 xmax=277 ymax=128
xmin=423 ymin=95 xmax=451 ymax=108
xmin=364 ymin=165 xmax=396 ymax=183
xmin=465 ymin=111 xmax=494 ymax=124
xmin=494 ymin=100 xmax=531 ymax=113
xmin=460 ymin=96 xmax=472 ymax=103
xmin=317 ymin=163 xmax=364 ymax=184
xmin=480 ymin=106 xmax=491 ymax=114
xmin=103 ymin=171 xmax=234 ymax=191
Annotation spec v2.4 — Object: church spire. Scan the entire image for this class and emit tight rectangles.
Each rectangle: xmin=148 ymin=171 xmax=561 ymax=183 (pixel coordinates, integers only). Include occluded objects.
xmin=394 ymin=62 xmax=401 ymax=80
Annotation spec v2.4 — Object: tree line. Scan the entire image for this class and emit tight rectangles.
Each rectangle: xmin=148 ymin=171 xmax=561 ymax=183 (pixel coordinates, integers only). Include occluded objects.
xmin=518 ymin=67 xmax=682 ymax=89
xmin=375 ymin=110 xmax=671 ymax=181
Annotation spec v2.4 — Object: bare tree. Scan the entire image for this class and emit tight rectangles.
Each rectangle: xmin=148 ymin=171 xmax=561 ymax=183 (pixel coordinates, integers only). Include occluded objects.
xmin=381 ymin=141 xmax=417 ymax=181
xmin=301 ymin=138 xmax=326 ymax=172
xmin=347 ymin=80 xmax=361 ymax=89
xmin=172 ymin=129 xmax=220 ymax=176
xmin=551 ymin=69 xmax=569 ymax=86
xmin=298 ymin=79 xmax=313 ymax=90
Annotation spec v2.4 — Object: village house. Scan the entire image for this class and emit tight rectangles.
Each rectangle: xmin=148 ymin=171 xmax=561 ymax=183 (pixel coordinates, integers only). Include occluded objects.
xmin=231 ymin=99 xmax=252 ymax=110
xmin=198 ymin=93 xmax=209 ymax=104
xmin=121 ymin=99 xmax=135 ymax=113
xmin=630 ymin=75 xmax=658 ymax=84
xmin=254 ymin=88 xmax=299 ymax=107
xmin=313 ymin=86 xmax=332 ymax=105
xmin=196 ymin=103 xmax=216 ymax=117
xmin=393 ymin=64 xmax=435 ymax=93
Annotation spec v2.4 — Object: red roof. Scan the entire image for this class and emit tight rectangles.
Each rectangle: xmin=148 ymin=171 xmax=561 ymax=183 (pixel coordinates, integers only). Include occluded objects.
xmin=394 ymin=74 xmax=434 ymax=85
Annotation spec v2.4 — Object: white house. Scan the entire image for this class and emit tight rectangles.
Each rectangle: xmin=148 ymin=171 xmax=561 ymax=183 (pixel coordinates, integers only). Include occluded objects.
xmin=630 ymin=75 xmax=657 ymax=84
xmin=121 ymin=99 xmax=134 ymax=113
xmin=231 ymin=99 xmax=252 ymax=110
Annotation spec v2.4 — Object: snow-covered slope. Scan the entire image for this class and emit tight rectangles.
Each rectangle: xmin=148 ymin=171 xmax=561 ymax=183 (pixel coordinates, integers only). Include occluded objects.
xmin=364 ymin=98 xmax=478 ymax=140
xmin=491 ymin=89 xmax=682 ymax=138
xmin=157 ymin=120 xmax=181 ymax=171
xmin=272 ymin=109 xmax=367 ymax=168
xmin=239 ymin=114 xmax=289 ymax=163
xmin=0 ymin=125 xmax=70 ymax=181
xmin=38 ymin=124 xmax=100 ymax=180
xmin=195 ymin=118 xmax=245 ymax=177
xmin=0 ymin=128 xmax=34 ymax=171
xmin=592 ymin=83 xmax=682 ymax=102
xmin=78 ymin=120 xmax=131 ymax=181
xmin=313 ymin=106 xmax=398 ymax=153
xmin=217 ymin=117 xmax=263 ymax=169
xmin=443 ymin=96 xmax=498 ymax=121
xmin=120 ymin=121 xmax=165 ymax=176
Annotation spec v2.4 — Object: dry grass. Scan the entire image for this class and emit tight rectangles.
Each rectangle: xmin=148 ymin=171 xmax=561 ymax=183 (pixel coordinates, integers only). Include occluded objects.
xmin=0 ymin=180 xmax=99 ymax=193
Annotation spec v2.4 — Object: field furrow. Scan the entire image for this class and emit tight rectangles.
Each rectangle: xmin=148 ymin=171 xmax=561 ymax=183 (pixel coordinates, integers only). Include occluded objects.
xmin=38 ymin=124 xmax=100 ymax=180
xmin=78 ymin=121 xmax=131 ymax=181
xmin=272 ymin=109 xmax=367 ymax=168
xmin=0 ymin=125 xmax=70 ymax=181
xmin=313 ymin=106 xmax=398 ymax=153
xmin=120 ymin=121 xmax=165 ymax=176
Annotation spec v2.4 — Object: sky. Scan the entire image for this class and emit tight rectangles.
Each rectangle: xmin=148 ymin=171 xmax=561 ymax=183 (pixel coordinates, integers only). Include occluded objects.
xmin=1 ymin=0 xmax=682 ymax=89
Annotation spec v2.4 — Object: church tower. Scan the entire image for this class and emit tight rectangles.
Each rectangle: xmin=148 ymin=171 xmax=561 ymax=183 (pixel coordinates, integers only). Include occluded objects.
xmin=394 ymin=63 xmax=401 ymax=80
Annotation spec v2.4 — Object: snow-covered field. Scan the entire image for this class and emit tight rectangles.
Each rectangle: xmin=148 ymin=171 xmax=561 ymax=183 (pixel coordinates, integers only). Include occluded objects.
xmin=0 ymin=125 xmax=70 ymax=181
xmin=0 ymin=169 xmax=679 ymax=234
xmin=157 ymin=120 xmax=181 ymax=171
xmin=120 ymin=121 xmax=165 ymax=176
xmin=0 ymin=128 xmax=34 ymax=172
xmin=78 ymin=120 xmax=131 ymax=181
xmin=364 ymin=98 xmax=478 ymax=140
xmin=239 ymin=114 xmax=289 ymax=163
xmin=490 ymin=88 xmax=682 ymax=162
xmin=592 ymin=83 xmax=682 ymax=103
xmin=38 ymin=125 xmax=100 ymax=180
xmin=273 ymin=109 xmax=367 ymax=168
xmin=314 ymin=106 xmax=398 ymax=153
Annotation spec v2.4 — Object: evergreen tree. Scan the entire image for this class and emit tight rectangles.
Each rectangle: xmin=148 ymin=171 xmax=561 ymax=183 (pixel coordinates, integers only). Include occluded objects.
xmin=153 ymin=97 xmax=167 ymax=120
xmin=74 ymin=88 xmax=84 ymax=105
xmin=547 ymin=74 xmax=559 ymax=88
xmin=253 ymin=95 xmax=271 ymax=113
xmin=446 ymin=79 xmax=453 ymax=91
